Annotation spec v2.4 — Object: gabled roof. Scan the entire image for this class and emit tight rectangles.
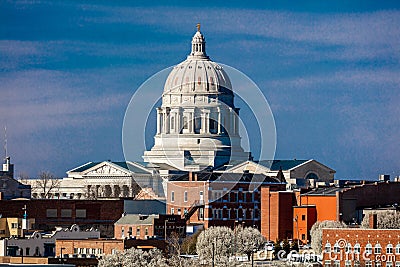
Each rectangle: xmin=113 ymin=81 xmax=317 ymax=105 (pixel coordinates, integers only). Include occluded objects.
xmin=169 ymin=171 xmax=281 ymax=183
xmin=67 ymin=161 xmax=152 ymax=175
xmin=115 ymin=214 xmax=158 ymax=225
xmin=258 ymin=160 xmax=309 ymax=171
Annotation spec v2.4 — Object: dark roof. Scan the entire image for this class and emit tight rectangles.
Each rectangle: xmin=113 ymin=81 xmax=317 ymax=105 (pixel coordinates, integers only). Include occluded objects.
xmin=214 ymin=159 xmax=309 ymax=172
xmin=170 ymin=171 xmax=281 ymax=183
xmin=301 ymin=187 xmax=344 ymax=196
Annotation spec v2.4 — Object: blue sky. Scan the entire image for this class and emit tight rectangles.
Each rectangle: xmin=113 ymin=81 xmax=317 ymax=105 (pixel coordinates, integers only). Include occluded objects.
xmin=1 ymin=1 xmax=399 ymax=179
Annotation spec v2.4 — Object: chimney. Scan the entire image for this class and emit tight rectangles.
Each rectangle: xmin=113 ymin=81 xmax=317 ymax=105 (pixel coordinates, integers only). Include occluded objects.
xmin=369 ymin=213 xmax=377 ymax=229
xmin=189 ymin=172 xmax=192 ymax=182
xmin=194 ymin=173 xmax=197 ymax=181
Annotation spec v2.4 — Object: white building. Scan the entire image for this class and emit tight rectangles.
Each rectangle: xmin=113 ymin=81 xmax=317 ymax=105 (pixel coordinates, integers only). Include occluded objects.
xmin=46 ymin=25 xmax=335 ymax=200
xmin=143 ymin=24 xmax=250 ymax=171
xmin=0 ymin=224 xmax=99 ymax=257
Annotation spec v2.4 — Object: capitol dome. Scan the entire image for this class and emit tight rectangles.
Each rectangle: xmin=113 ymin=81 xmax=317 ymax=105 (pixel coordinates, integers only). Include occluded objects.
xmin=143 ymin=24 xmax=250 ymax=171
xmin=162 ymin=25 xmax=234 ymax=108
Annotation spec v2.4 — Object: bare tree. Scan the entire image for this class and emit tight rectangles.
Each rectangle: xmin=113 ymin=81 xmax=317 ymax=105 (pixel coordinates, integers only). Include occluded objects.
xmin=310 ymin=220 xmax=347 ymax=254
xmin=35 ymin=171 xmax=61 ymax=199
xmin=361 ymin=211 xmax=400 ymax=229
xmin=236 ymin=226 xmax=266 ymax=260
xmin=196 ymin=226 xmax=235 ymax=266
xmin=18 ymin=172 xmax=30 ymax=184
xmin=98 ymin=247 xmax=169 ymax=267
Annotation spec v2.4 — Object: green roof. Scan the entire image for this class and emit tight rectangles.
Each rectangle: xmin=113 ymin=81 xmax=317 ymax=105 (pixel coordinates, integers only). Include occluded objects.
xmin=258 ymin=160 xmax=308 ymax=171
xmin=69 ymin=162 xmax=98 ymax=173
xmin=115 ymin=214 xmax=158 ymax=225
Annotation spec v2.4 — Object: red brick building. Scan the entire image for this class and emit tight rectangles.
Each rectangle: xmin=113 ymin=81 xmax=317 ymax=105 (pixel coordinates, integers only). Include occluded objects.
xmin=260 ymin=187 xmax=296 ymax=242
xmin=0 ymin=199 xmax=124 ymax=237
xmin=259 ymin=181 xmax=400 ymax=244
xmin=114 ymin=214 xmax=186 ymax=240
xmin=167 ymin=172 xmax=285 ymax=229
xmin=322 ymin=226 xmax=400 ymax=267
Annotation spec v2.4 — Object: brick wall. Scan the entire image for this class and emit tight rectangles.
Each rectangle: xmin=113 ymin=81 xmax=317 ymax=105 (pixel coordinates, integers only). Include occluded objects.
xmin=322 ymin=228 xmax=400 ymax=267
xmin=261 ymin=187 xmax=295 ymax=241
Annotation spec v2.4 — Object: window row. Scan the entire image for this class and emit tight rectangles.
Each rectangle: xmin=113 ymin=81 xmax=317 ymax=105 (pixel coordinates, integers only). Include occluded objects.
xmin=325 ymin=242 xmax=400 ymax=254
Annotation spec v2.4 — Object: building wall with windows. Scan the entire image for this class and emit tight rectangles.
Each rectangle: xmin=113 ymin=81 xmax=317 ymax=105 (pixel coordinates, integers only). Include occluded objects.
xmin=293 ymin=205 xmax=317 ymax=244
xmin=0 ymin=218 xmax=36 ymax=238
xmin=114 ymin=214 xmax=186 ymax=240
xmin=167 ymin=176 xmax=284 ymax=229
xmin=1 ymin=224 xmax=99 ymax=257
xmin=0 ymin=199 xmax=124 ymax=237
xmin=322 ymin=228 xmax=400 ymax=267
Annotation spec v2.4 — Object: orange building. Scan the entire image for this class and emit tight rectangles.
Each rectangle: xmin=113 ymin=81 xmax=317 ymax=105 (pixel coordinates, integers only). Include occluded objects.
xmin=292 ymin=205 xmax=317 ymax=243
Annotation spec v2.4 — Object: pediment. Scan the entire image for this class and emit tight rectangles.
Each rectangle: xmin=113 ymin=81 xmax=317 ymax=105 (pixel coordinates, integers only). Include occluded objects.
xmin=83 ymin=162 xmax=131 ymax=176
xmin=223 ymin=160 xmax=271 ymax=174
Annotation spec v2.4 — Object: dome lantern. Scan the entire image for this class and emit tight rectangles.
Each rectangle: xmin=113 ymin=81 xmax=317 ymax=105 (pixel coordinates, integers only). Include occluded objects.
xmin=189 ymin=23 xmax=208 ymax=59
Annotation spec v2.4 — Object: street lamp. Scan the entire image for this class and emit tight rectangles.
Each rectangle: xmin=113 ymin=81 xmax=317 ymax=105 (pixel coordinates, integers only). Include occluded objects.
xmin=19 ymin=248 xmax=23 ymax=264
xmin=60 ymin=247 xmax=65 ymax=264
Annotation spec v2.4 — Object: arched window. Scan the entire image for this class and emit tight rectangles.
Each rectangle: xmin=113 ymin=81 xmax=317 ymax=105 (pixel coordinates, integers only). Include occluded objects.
xmin=375 ymin=243 xmax=382 ymax=254
xmin=333 ymin=242 xmax=341 ymax=253
xmin=387 ymin=244 xmax=393 ymax=254
xmin=395 ymin=244 xmax=400 ymax=254
xmin=325 ymin=243 xmax=331 ymax=253
xmin=306 ymin=172 xmax=319 ymax=180
xmin=366 ymin=243 xmax=373 ymax=255
xmin=354 ymin=243 xmax=361 ymax=254
xmin=345 ymin=243 xmax=352 ymax=254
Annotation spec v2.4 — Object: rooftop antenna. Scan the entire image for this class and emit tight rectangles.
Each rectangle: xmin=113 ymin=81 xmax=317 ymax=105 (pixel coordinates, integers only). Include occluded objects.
xmin=4 ymin=126 xmax=7 ymax=160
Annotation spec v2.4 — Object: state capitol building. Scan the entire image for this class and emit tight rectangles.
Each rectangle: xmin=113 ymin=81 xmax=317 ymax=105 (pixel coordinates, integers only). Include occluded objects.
xmin=30 ymin=25 xmax=335 ymax=230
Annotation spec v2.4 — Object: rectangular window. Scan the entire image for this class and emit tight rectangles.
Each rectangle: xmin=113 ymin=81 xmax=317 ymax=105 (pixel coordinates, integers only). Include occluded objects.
xmin=0 ymin=230 xmax=5 ymax=234
xmin=345 ymin=261 xmax=352 ymax=267
xmin=376 ymin=262 xmax=382 ymax=267
xmin=355 ymin=261 xmax=361 ymax=267
xmin=171 ymin=191 xmax=175 ymax=202
xmin=302 ymin=234 xmax=306 ymax=240
xmin=46 ymin=209 xmax=57 ymax=218
xmin=334 ymin=260 xmax=340 ymax=267
xmin=171 ymin=208 xmax=174 ymax=214
xmin=184 ymin=191 xmax=188 ymax=202
xmin=388 ymin=247 xmax=393 ymax=254
xmin=74 ymin=248 xmax=78 ymax=254
xmin=26 ymin=247 xmax=30 ymax=256
xmin=302 ymin=215 xmax=306 ymax=221
xmin=395 ymin=262 xmax=400 ymax=267
xmin=136 ymin=227 xmax=140 ymax=236
xmin=11 ymin=223 xmax=18 ymax=229
xmin=76 ymin=209 xmax=86 ymax=218
xmin=61 ymin=209 xmax=72 ymax=218
xmin=325 ymin=260 xmax=331 ymax=267
xmin=145 ymin=227 xmax=148 ymax=236
xmin=387 ymin=262 xmax=393 ymax=267
xmin=375 ymin=247 xmax=382 ymax=254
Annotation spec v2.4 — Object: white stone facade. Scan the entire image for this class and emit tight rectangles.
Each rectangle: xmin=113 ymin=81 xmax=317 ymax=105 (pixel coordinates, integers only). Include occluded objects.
xmin=143 ymin=25 xmax=250 ymax=171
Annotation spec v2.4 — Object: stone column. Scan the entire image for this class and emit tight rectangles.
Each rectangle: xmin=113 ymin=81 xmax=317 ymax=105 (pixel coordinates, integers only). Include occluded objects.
xmin=156 ymin=108 xmax=161 ymax=134
xmin=217 ymin=107 xmax=221 ymax=134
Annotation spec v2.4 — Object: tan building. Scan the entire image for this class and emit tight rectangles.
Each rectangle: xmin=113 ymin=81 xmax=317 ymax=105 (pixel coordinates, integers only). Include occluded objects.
xmin=0 ymin=217 xmax=35 ymax=238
